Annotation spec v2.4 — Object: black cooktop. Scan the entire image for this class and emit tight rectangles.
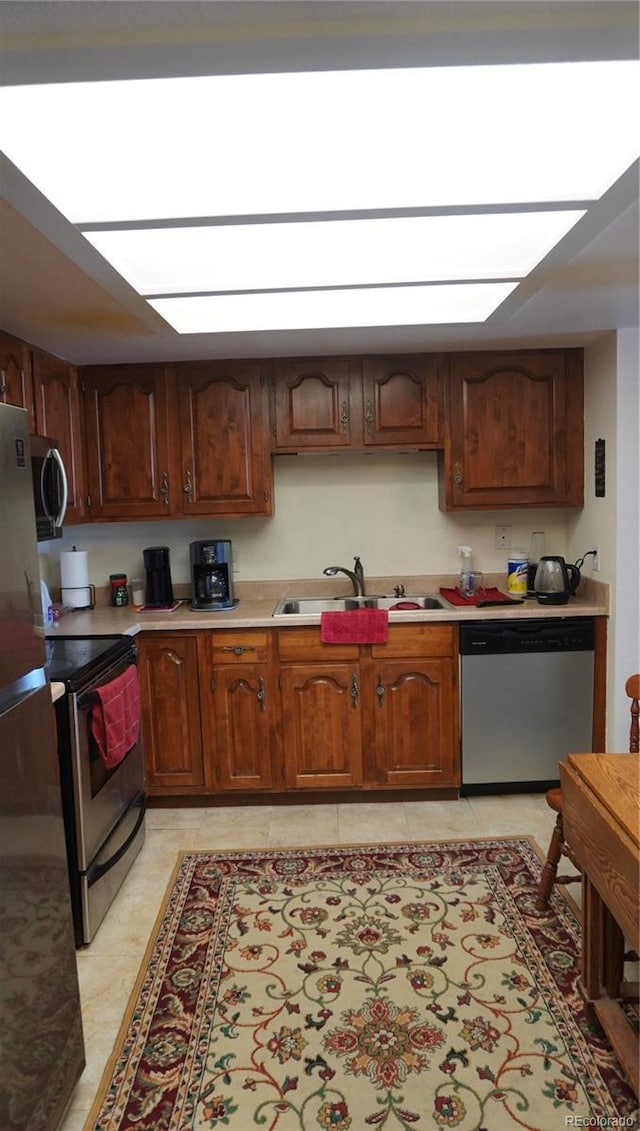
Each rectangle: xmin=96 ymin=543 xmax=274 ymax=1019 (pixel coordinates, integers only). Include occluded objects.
xmin=45 ymin=635 xmax=133 ymax=685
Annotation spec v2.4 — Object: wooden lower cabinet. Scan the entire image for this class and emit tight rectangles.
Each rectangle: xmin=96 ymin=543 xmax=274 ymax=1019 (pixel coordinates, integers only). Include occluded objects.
xmin=200 ymin=630 xmax=279 ymax=791
xmin=280 ymin=663 xmax=363 ymax=789
xmin=364 ymin=657 xmax=458 ymax=786
xmin=277 ymin=625 xmax=458 ymax=791
xmin=141 ymin=624 xmax=459 ymax=797
xmin=138 ymin=633 xmax=205 ymax=790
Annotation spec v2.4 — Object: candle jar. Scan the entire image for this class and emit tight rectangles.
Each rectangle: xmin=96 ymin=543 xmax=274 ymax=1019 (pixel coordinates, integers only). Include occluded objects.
xmin=109 ymin=573 xmax=129 ymax=607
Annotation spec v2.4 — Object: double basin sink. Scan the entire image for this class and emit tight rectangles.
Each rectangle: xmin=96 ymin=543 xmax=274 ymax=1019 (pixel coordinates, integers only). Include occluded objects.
xmin=273 ymin=594 xmax=448 ymax=616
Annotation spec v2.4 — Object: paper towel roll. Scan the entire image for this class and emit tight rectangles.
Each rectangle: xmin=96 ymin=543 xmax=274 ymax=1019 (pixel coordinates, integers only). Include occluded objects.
xmin=60 ymin=550 xmax=91 ymax=608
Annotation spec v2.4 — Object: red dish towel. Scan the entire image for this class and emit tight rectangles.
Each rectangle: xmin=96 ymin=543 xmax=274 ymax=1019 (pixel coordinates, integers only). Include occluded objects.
xmin=439 ymin=586 xmax=514 ymax=607
xmin=320 ymin=609 xmax=389 ymax=644
xmin=90 ymin=664 xmax=140 ymax=770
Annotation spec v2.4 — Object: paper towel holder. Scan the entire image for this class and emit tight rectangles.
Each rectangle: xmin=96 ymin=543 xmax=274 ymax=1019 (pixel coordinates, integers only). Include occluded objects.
xmin=60 ymin=583 xmax=96 ymax=611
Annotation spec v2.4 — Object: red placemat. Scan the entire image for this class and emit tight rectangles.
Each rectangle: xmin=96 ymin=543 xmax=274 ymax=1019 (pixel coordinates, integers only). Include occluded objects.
xmin=439 ymin=586 xmax=514 ymax=607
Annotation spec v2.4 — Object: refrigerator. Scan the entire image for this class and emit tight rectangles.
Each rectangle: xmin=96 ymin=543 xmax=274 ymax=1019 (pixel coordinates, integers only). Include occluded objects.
xmin=0 ymin=403 xmax=85 ymax=1131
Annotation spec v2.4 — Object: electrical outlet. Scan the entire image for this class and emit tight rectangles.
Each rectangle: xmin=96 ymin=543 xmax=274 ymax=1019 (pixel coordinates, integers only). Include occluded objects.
xmin=592 ymin=545 xmax=600 ymax=572
xmin=495 ymin=525 xmax=511 ymax=549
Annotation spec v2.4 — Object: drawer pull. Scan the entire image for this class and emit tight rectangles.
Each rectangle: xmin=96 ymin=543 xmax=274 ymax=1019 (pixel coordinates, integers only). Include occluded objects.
xmin=376 ymin=674 xmax=385 ymax=704
xmin=256 ymin=676 xmax=266 ymax=711
xmin=350 ymin=673 xmax=359 ymax=707
xmin=160 ymin=471 xmax=169 ymax=504
xmin=222 ymin=644 xmax=256 ymax=655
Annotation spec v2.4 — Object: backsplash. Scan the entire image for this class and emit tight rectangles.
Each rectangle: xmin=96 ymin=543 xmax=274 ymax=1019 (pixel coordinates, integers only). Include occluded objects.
xmin=39 ymin=452 xmax=570 ymax=590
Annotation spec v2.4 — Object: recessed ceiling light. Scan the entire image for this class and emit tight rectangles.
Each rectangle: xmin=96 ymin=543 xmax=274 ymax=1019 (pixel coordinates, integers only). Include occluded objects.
xmin=149 ymin=282 xmax=519 ymax=335
xmin=0 ymin=60 xmax=636 ymax=335
xmin=0 ymin=62 xmax=637 ymax=221
xmin=85 ymin=211 xmax=585 ymax=295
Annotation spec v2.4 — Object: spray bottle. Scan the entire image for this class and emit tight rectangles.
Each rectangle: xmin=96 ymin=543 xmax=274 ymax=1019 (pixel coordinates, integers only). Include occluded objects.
xmin=457 ymin=545 xmax=473 ymax=595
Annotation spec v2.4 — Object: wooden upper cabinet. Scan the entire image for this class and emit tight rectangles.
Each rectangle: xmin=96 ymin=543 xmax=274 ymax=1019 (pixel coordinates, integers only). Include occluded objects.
xmin=173 ymin=361 xmax=273 ymax=516
xmin=32 ymin=348 xmax=85 ymax=524
xmin=440 ymin=349 xmax=584 ymax=510
xmin=361 ymin=355 xmax=441 ymax=447
xmin=0 ymin=329 xmax=35 ymax=430
xmin=271 ymin=355 xmax=441 ymax=451
xmin=82 ymin=364 xmax=172 ymax=519
xmin=272 ymin=357 xmax=357 ymax=449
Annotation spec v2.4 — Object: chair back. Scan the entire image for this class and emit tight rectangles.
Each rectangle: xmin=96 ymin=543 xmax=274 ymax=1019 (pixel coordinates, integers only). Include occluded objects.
xmin=626 ymin=674 xmax=640 ymax=753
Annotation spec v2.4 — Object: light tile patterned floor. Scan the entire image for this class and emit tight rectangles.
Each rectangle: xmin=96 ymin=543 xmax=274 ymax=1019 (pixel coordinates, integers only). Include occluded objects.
xmin=59 ymin=795 xmax=558 ymax=1131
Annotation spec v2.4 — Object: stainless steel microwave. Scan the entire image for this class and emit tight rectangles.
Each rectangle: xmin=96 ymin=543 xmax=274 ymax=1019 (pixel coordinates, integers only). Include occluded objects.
xmin=31 ymin=435 xmax=68 ymax=541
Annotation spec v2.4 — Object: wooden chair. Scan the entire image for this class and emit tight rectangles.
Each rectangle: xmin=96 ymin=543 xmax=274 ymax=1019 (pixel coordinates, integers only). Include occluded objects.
xmin=536 ymin=672 xmax=640 ymax=911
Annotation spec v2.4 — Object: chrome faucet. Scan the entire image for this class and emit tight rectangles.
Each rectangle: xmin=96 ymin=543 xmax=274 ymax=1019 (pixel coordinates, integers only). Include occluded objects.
xmin=323 ymin=555 xmax=365 ymax=597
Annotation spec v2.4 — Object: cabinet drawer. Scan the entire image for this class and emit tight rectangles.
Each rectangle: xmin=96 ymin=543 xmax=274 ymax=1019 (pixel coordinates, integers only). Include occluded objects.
xmin=370 ymin=624 xmax=454 ymax=658
xmin=211 ymin=630 xmax=270 ymax=664
xmin=278 ymin=627 xmax=359 ymax=663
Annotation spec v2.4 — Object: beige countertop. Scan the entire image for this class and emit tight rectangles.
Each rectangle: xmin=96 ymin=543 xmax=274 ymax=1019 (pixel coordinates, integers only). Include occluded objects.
xmin=50 ymin=681 xmax=66 ymax=702
xmin=46 ymin=575 xmax=608 ymax=636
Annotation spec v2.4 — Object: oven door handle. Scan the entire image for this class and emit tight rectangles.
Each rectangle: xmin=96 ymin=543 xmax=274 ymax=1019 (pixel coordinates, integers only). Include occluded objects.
xmin=86 ymin=798 xmax=146 ymax=886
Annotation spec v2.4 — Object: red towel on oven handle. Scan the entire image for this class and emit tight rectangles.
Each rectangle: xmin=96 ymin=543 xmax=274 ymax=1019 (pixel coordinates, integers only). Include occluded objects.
xmin=90 ymin=664 xmax=140 ymax=770
xmin=320 ymin=609 xmax=389 ymax=644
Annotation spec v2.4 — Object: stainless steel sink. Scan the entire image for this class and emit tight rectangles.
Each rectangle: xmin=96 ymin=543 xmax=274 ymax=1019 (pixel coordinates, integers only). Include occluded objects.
xmin=272 ymin=594 xmax=448 ymax=616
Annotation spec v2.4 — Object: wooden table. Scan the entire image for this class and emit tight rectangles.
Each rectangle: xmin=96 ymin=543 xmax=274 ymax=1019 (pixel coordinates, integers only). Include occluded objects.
xmin=560 ymin=753 xmax=639 ymax=1097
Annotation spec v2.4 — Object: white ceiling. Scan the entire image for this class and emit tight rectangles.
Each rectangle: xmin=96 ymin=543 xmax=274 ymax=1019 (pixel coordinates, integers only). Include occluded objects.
xmin=0 ymin=0 xmax=638 ymax=365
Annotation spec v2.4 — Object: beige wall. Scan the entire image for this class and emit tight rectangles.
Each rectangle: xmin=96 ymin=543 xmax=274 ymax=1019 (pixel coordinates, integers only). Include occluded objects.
xmin=567 ymin=329 xmax=640 ymax=749
xmin=42 ymin=452 xmax=570 ymax=590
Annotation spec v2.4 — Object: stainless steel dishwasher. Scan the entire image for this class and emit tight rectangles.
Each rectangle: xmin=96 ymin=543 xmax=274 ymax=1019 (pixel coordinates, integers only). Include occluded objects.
xmin=459 ymin=618 xmax=594 ymax=795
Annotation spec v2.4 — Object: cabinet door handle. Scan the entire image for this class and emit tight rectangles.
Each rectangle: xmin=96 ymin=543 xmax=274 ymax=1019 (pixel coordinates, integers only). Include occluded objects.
xmin=256 ymin=676 xmax=266 ymax=711
xmin=341 ymin=400 xmax=349 ymax=429
xmin=221 ymin=645 xmax=256 ymax=655
xmin=376 ymin=674 xmax=385 ymax=705
xmin=183 ymin=469 xmax=193 ymax=497
xmin=453 ymin=462 xmax=463 ymax=487
xmin=365 ymin=400 xmax=374 ymax=432
xmin=350 ymin=673 xmax=359 ymax=706
xmin=160 ymin=471 xmax=169 ymax=504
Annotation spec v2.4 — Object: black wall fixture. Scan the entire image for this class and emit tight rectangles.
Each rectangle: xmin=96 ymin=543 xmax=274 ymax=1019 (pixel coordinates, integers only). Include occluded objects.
xmin=594 ymin=438 xmax=606 ymax=497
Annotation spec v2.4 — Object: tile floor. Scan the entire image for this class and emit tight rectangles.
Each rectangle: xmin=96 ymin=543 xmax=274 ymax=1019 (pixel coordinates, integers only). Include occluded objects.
xmin=60 ymin=794 xmax=558 ymax=1131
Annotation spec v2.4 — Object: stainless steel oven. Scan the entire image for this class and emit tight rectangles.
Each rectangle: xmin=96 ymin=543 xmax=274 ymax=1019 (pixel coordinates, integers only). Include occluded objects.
xmin=47 ymin=635 xmax=146 ymax=946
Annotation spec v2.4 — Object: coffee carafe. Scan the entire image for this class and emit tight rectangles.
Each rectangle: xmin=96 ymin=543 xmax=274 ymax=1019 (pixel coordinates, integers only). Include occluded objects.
xmin=143 ymin=546 xmax=174 ymax=608
xmin=190 ymin=540 xmax=235 ymax=610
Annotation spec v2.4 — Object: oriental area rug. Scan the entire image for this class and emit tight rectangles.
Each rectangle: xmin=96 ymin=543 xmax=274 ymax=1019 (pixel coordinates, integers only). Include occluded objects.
xmin=85 ymin=839 xmax=638 ymax=1130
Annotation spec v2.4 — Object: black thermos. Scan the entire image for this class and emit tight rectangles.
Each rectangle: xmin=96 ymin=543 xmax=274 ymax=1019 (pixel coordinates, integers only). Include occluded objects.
xmin=143 ymin=546 xmax=174 ymax=607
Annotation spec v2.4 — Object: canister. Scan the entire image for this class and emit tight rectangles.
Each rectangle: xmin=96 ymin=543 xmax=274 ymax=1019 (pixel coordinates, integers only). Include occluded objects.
xmin=507 ymin=551 xmax=528 ymax=595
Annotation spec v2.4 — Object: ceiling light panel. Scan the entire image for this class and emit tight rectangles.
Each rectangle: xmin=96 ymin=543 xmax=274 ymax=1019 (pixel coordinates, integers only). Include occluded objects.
xmin=0 ymin=62 xmax=637 ymax=222
xmin=85 ymin=211 xmax=585 ymax=295
xmin=149 ymin=282 xmax=518 ymax=335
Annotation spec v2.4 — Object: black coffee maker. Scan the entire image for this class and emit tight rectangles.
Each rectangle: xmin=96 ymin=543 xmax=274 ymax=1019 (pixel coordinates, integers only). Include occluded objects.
xmin=143 ymin=546 xmax=174 ymax=608
xmin=190 ymin=540 xmax=235 ymax=610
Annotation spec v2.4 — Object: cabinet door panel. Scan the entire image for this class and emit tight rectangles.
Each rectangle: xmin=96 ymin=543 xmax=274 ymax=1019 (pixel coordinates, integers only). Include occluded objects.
xmin=442 ymin=350 xmax=583 ymax=509
xmin=176 ymin=362 xmax=272 ymax=514
xmin=82 ymin=365 xmax=171 ymax=518
xmin=280 ymin=664 xmax=362 ymax=788
xmin=362 ymin=356 xmax=440 ymax=447
xmin=138 ymin=634 xmax=204 ymax=789
xmin=214 ymin=664 xmax=273 ymax=790
xmin=0 ymin=330 xmax=34 ymax=430
xmin=369 ymin=658 xmax=457 ymax=787
xmin=272 ymin=358 xmax=356 ymax=449
xmin=32 ymin=349 xmax=85 ymax=523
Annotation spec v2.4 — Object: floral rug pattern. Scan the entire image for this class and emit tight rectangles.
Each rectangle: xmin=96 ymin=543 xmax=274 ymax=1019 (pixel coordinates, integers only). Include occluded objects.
xmin=86 ymin=839 xmax=638 ymax=1130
